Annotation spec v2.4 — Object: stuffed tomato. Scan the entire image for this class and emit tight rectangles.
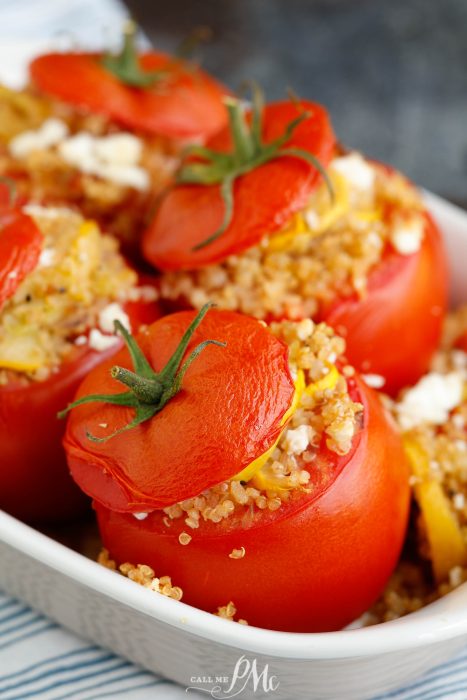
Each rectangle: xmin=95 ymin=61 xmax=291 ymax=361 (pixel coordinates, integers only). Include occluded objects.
xmin=143 ymin=93 xmax=448 ymax=395
xmin=0 ymin=199 xmax=160 ymax=522
xmin=63 ymin=306 xmax=410 ymax=631
xmin=0 ymin=25 xmax=228 ymax=254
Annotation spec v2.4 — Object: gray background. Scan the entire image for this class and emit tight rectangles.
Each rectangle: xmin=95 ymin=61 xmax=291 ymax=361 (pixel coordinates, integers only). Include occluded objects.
xmin=126 ymin=0 xmax=467 ymax=205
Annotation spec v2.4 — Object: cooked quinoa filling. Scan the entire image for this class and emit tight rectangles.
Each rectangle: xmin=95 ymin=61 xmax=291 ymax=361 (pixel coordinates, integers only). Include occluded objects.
xmin=162 ymin=318 xmax=363 ymax=530
xmin=160 ymin=152 xmax=425 ymax=319
xmin=0 ymin=86 xmax=178 ymax=244
xmin=98 ymin=548 xmax=248 ymax=623
xmin=0 ymin=205 xmax=146 ymax=384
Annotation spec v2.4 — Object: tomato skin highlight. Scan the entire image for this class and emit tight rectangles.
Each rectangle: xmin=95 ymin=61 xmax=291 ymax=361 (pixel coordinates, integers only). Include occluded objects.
xmin=29 ymin=52 xmax=228 ymax=143
xmin=142 ymin=101 xmax=336 ymax=269
xmin=95 ymin=376 xmax=410 ymax=632
xmin=0 ymin=208 xmax=43 ymax=310
xmin=64 ymin=310 xmax=296 ymax=512
xmin=323 ymin=212 xmax=448 ymax=395
xmin=0 ymin=298 xmax=160 ymax=523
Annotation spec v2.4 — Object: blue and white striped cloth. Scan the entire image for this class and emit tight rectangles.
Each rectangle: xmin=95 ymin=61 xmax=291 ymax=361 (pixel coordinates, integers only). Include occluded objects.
xmin=1 ymin=0 xmax=467 ymax=697
xmin=1 ymin=592 xmax=467 ymax=700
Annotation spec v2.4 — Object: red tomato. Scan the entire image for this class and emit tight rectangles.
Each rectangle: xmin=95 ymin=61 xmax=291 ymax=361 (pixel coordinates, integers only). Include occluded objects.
xmin=95 ymin=375 xmax=410 ymax=632
xmin=323 ymin=211 xmax=448 ymax=395
xmin=455 ymin=331 xmax=467 ymax=353
xmin=0 ymin=298 xmax=160 ymax=523
xmin=64 ymin=310 xmax=295 ymax=512
xmin=29 ymin=52 xmax=228 ymax=143
xmin=142 ymin=101 xmax=336 ymax=269
xmin=0 ymin=204 xmax=43 ymax=310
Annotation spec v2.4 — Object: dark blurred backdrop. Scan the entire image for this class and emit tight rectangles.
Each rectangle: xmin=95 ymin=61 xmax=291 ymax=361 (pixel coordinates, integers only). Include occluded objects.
xmin=125 ymin=0 xmax=467 ymax=204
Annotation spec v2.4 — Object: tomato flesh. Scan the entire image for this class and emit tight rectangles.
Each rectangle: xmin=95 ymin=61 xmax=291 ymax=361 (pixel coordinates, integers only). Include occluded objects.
xmin=0 ymin=208 xmax=43 ymax=310
xmin=323 ymin=212 xmax=448 ymax=395
xmin=95 ymin=376 xmax=410 ymax=632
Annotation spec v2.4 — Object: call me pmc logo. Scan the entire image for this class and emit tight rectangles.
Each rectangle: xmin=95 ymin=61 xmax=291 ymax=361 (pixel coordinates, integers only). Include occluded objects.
xmin=187 ymin=655 xmax=280 ymax=698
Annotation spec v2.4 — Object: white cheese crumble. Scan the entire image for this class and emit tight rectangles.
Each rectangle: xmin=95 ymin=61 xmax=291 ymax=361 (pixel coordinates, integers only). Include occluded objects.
xmin=74 ymin=335 xmax=88 ymax=347
xmin=23 ymin=204 xmax=74 ymax=220
xmin=362 ymin=373 xmax=386 ymax=389
xmin=133 ymin=512 xmax=149 ymax=521
xmin=88 ymin=328 xmax=120 ymax=352
xmin=9 ymin=118 xmax=69 ymax=159
xmin=283 ymin=424 xmax=311 ymax=455
xmin=390 ymin=217 xmax=425 ymax=255
xmin=93 ymin=133 xmax=143 ymax=166
xmin=453 ymin=493 xmax=465 ymax=511
xmin=98 ymin=303 xmax=131 ymax=334
xmin=58 ymin=132 xmax=149 ymax=191
xmin=10 ymin=119 xmax=149 ymax=192
xmin=38 ymin=248 xmax=56 ymax=268
xmin=331 ymin=152 xmax=375 ymax=192
xmin=396 ymin=372 xmax=465 ymax=430
xmin=304 ymin=209 xmax=320 ymax=230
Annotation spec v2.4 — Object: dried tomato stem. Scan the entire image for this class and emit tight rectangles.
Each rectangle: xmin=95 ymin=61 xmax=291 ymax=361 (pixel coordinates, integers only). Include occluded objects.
xmin=101 ymin=20 xmax=168 ymax=88
xmin=110 ymin=366 xmax=164 ymax=405
xmin=176 ymin=84 xmax=333 ymax=251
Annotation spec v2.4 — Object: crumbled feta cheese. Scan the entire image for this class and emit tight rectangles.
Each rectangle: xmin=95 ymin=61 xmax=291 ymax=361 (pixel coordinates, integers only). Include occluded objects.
xmin=38 ymin=248 xmax=55 ymax=268
xmin=9 ymin=118 xmax=69 ymax=159
xmin=74 ymin=335 xmax=88 ymax=346
xmin=304 ymin=209 xmax=320 ymax=230
xmin=98 ymin=302 xmax=131 ymax=334
xmin=396 ymin=372 xmax=464 ymax=430
xmin=283 ymin=425 xmax=311 ymax=455
xmin=362 ymin=373 xmax=386 ymax=389
xmin=58 ymin=132 xmax=149 ymax=191
xmin=453 ymin=493 xmax=465 ymax=510
xmin=331 ymin=152 xmax=375 ymax=192
xmin=133 ymin=512 xmax=149 ymax=521
xmin=58 ymin=132 xmax=94 ymax=165
xmin=24 ymin=204 xmax=73 ymax=219
xmin=390 ymin=217 xmax=424 ymax=255
xmin=93 ymin=133 xmax=143 ymax=166
xmin=88 ymin=328 xmax=120 ymax=352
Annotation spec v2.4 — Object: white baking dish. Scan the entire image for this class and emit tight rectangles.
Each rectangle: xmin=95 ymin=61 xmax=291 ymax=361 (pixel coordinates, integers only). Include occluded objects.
xmin=0 ymin=191 xmax=466 ymax=700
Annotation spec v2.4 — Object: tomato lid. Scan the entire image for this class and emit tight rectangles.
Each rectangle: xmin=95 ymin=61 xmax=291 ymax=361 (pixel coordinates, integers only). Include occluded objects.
xmin=142 ymin=98 xmax=335 ymax=271
xmin=63 ymin=308 xmax=295 ymax=512
xmin=29 ymin=24 xmax=228 ymax=143
xmin=0 ymin=187 xmax=43 ymax=310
